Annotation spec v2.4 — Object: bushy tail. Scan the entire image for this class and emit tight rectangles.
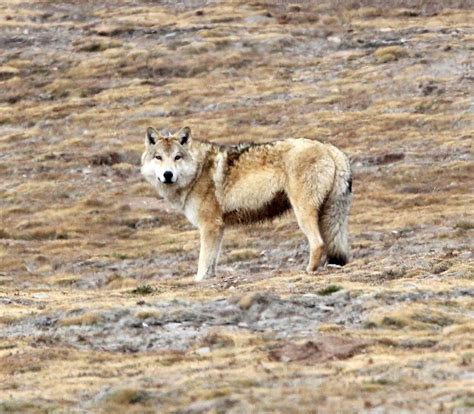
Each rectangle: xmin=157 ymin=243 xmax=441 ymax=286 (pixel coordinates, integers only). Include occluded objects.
xmin=319 ymin=154 xmax=352 ymax=266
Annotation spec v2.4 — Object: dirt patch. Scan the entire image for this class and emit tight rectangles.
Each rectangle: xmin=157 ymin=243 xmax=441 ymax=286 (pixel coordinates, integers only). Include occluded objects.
xmin=1 ymin=291 xmax=372 ymax=352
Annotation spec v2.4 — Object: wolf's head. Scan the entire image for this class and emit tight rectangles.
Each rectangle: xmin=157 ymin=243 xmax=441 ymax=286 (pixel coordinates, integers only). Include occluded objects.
xmin=141 ymin=126 xmax=198 ymax=191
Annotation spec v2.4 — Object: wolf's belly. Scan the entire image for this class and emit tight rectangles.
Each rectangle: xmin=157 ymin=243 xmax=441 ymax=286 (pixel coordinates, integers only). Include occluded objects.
xmin=221 ymin=171 xmax=290 ymax=225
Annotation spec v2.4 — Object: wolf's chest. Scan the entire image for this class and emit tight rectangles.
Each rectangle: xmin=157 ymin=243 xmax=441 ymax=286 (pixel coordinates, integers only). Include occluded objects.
xmin=183 ymin=198 xmax=200 ymax=227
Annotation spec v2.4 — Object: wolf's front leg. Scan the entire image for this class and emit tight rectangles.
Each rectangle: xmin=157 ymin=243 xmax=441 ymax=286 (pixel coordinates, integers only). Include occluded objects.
xmin=195 ymin=224 xmax=224 ymax=281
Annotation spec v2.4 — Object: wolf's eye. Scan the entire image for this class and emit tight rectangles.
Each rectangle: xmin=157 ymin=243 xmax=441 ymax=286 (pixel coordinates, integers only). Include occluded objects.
xmin=155 ymin=155 xmax=162 ymax=161
xmin=174 ymin=155 xmax=182 ymax=161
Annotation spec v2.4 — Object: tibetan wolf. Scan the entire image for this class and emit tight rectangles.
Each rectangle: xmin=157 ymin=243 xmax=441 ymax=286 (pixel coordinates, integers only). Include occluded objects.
xmin=141 ymin=126 xmax=352 ymax=281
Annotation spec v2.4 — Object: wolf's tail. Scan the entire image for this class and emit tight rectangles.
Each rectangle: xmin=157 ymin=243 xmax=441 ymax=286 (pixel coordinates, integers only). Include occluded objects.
xmin=319 ymin=151 xmax=352 ymax=266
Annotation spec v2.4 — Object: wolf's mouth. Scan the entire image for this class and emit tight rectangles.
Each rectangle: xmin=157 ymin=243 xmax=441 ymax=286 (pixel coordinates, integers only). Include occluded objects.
xmin=159 ymin=178 xmax=175 ymax=185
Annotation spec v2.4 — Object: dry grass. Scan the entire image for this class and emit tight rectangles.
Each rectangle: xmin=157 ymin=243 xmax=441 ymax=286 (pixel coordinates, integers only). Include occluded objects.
xmin=374 ymin=46 xmax=408 ymax=63
xmin=0 ymin=0 xmax=473 ymax=412
xmin=59 ymin=313 xmax=104 ymax=327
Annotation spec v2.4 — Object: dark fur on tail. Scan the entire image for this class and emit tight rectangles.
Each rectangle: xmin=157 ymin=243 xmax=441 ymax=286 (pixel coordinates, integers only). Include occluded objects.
xmin=327 ymin=252 xmax=349 ymax=266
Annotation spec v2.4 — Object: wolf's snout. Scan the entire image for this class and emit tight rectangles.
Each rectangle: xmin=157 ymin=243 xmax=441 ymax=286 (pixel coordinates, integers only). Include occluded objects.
xmin=163 ymin=171 xmax=174 ymax=184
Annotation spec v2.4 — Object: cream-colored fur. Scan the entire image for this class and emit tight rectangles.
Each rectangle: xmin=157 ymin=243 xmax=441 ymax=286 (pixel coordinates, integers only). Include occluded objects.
xmin=141 ymin=126 xmax=352 ymax=281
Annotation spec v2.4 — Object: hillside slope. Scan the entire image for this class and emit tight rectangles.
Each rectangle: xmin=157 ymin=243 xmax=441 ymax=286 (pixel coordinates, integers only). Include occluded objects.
xmin=0 ymin=1 xmax=473 ymax=412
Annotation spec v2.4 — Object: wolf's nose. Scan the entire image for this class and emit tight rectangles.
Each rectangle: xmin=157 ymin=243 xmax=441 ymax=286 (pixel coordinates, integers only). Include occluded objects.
xmin=163 ymin=171 xmax=173 ymax=182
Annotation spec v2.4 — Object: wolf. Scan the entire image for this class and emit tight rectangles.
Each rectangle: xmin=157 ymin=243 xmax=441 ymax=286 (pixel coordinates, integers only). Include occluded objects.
xmin=141 ymin=126 xmax=352 ymax=281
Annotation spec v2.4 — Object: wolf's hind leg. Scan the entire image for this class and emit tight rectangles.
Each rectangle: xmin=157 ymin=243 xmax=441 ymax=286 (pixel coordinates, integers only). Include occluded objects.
xmin=195 ymin=224 xmax=224 ymax=281
xmin=291 ymin=203 xmax=324 ymax=273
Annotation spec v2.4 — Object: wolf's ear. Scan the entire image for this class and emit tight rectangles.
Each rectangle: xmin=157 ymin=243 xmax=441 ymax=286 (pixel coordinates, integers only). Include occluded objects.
xmin=178 ymin=126 xmax=191 ymax=145
xmin=146 ymin=127 xmax=159 ymax=145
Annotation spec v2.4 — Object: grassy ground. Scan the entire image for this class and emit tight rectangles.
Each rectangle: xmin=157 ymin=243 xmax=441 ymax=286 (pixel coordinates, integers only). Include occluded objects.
xmin=0 ymin=1 xmax=473 ymax=413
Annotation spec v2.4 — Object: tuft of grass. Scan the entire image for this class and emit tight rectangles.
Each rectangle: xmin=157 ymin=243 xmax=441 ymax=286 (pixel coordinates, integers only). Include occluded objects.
xmin=130 ymin=285 xmax=155 ymax=295
xmin=0 ymin=315 xmax=25 ymax=325
xmin=432 ymin=261 xmax=453 ymax=274
xmin=412 ymin=312 xmax=454 ymax=327
xmin=288 ymin=4 xmax=302 ymax=12
xmin=464 ymin=397 xmax=474 ymax=408
xmin=112 ymin=252 xmax=130 ymax=260
xmin=81 ymin=197 xmax=109 ymax=208
xmin=17 ymin=228 xmax=69 ymax=241
xmin=102 ymin=388 xmax=150 ymax=406
xmin=317 ymin=285 xmax=342 ymax=296
xmin=381 ymin=316 xmax=407 ymax=328
xmin=59 ymin=313 xmax=103 ymax=327
xmin=460 ymin=352 xmax=473 ymax=366
xmin=73 ymin=38 xmax=122 ymax=53
xmin=0 ymin=400 xmax=51 ymax=413
xmin=52 ymin=276 xmax=80 ymax=286
xmin=0 ymin=229 xmax=11 ymax=239
xmin=225 ymin=248 xmax=259 ymax=263
xmin=0 ymin=65 xmax=20 ymax=81
xmin=106 ymin=276 xmax=138 ymax=290
xmin=200 ymin=331 xmax=235 ymax=349
xmin=370 ymin=378 xmax=398 ymax=386
xmin=357 ymin=7 xmax=383 ymax=18
xmin=455 ymin=220 xmax=474 ymax=230
xmin=135 ymin=310 xmax=161 ymax=320
xmin=374 ymin=46 xmax=407 ymax=63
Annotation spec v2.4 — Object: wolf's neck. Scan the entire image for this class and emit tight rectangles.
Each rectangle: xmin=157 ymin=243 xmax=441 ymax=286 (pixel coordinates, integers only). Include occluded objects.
xmin=158 ymin=186 xmax=184 ymax=207
xmin=159 ymin=141 xmax=217 ymax=209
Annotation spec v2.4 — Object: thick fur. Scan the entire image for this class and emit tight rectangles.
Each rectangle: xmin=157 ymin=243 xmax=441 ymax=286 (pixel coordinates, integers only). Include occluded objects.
xmin=141 ymin=127 xmax=352 ymax=281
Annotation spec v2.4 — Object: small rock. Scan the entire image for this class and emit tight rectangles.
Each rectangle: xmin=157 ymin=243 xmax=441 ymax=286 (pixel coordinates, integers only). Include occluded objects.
xmin=32 ymin=293 xmax=49 ymax=299
xmin=328 ymin=36 xmax=341 ymax=44
xmin=195 ymin=346 xmax=210 ymax=355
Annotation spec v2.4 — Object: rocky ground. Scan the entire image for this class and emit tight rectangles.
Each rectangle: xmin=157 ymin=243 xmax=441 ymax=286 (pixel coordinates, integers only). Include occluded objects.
xmin=0 ymin=1 xmax=473 ymax=413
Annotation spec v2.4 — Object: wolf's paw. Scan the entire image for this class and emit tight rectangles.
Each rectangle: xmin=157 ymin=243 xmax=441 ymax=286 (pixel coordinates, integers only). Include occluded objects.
xmin=305 ymin=265 xmax=319 ymax=274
